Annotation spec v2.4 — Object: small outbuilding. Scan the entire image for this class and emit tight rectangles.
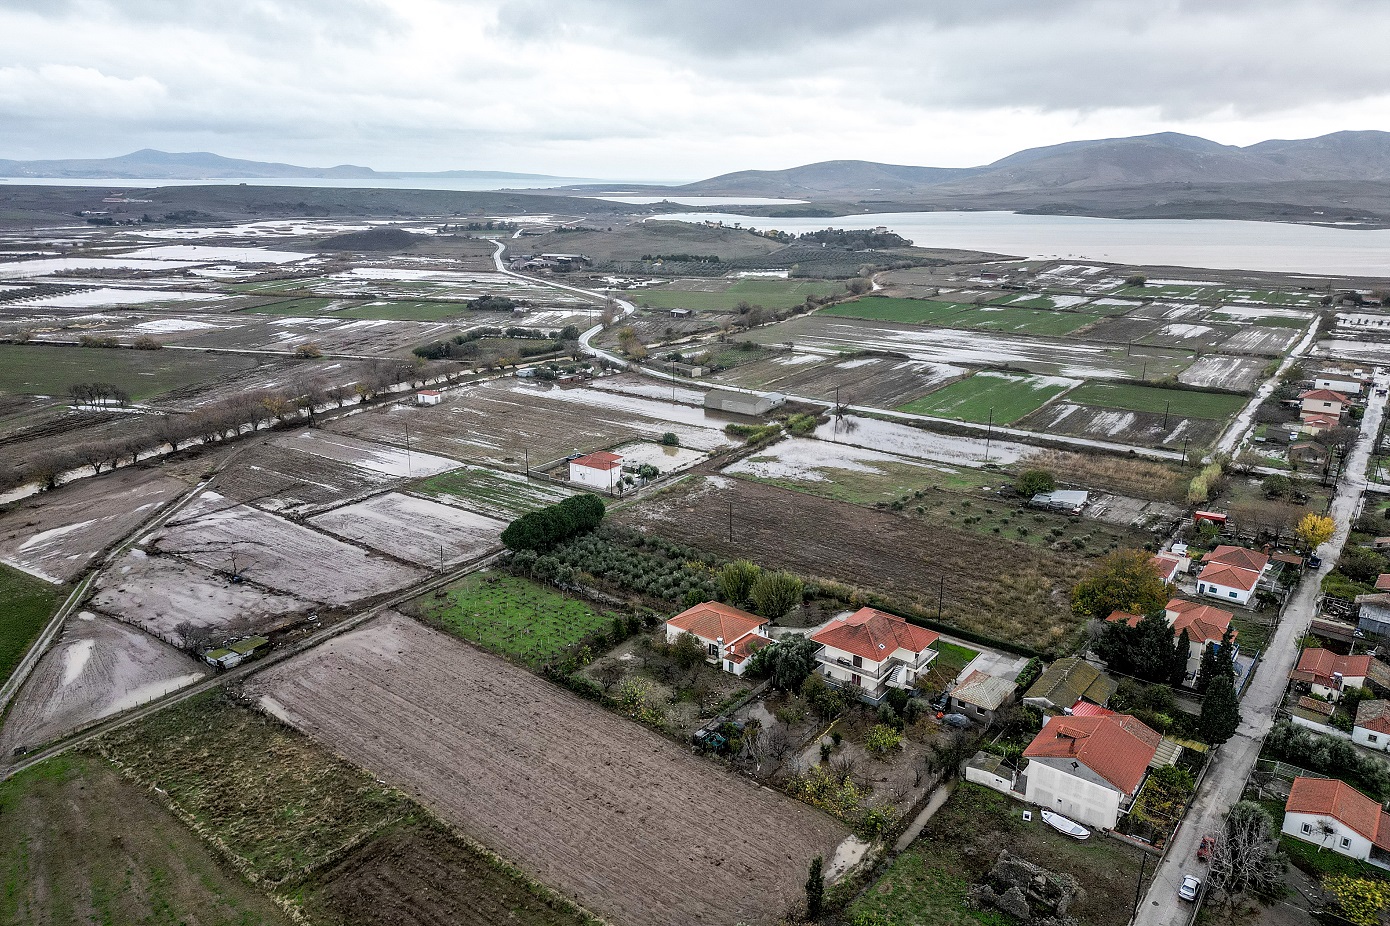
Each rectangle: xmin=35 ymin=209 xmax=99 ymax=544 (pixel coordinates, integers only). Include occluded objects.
xmin=568 ymin=451 xmax=624 ymax=492
xmin=704 ymin=388 xmax=785 ymax=417
xmin=204 ymin=635 xmax=270 ymax=669
xmin=416 ymin=389 xmax=443 ymax=406
xmin=1029 ymin=490 xmax=1088 ymax=514
xmin=948 ymin=669 xmax=1016 ymax=723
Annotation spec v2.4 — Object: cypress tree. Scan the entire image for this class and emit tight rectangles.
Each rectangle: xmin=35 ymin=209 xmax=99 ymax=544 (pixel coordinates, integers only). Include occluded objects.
xmin=1200 ymin=675 xmax=1241 ymax=744
xmin=805 ymin=856 xmax=824 ymax=920
xmin=1171 ymin=628 xmax=1190 ymax=687
xmin=1196 ymin=642 xmax=1218 ymax=693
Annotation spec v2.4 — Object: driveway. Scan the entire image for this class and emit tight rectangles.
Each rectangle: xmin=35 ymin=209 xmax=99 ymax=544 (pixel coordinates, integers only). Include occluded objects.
xmin=1134 ymin=372 xmax=1389 ymax=926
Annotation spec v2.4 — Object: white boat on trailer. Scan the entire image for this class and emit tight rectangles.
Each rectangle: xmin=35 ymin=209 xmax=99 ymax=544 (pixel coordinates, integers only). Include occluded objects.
xmin=1041 ymin=810 xmax=1090 ymax=839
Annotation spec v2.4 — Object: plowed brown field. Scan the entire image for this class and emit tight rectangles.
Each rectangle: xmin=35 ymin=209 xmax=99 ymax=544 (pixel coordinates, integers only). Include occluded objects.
xmin=248 ymin=613 xmax=849 ymax=926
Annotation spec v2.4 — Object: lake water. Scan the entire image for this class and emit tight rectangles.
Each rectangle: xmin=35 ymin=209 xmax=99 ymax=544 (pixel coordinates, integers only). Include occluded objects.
xmin=655 ymin=210 xmax=1390 ymax=277
xmin=596 ymin=195 xmax=807 ymax=206
xmin=0 ymin=176 xmax=623 ymax=192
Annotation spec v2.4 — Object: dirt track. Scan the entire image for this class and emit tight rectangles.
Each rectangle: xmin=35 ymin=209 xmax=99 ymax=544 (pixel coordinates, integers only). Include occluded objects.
xmin=248 ymin=612 xmax=849 ymax=926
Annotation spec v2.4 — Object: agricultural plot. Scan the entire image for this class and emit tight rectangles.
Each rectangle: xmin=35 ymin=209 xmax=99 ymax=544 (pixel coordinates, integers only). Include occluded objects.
xmin=0 ymin=342 xmax=262 ymax=400
xmin=415 ymin=465 xmax=576 ymax=519
xmin=0 ymin=467 xmax=187 ymax=583
xmin=816 ymin=414 xmax=1038 ymax=467
xmin=309 ymin=492 xmax=505 ymax=568
xmin=1218 ymin=324 xmax=1304 ymax=355
xmin=0 ymin=563 xmax=59 ymax=684
xmin=743 ymin=315 xmax=1191 ymax=381
xmin=1064 ymin=382 xmax=1247 ymax=418
xmin=618 ymin=476 xmax=1085 ymax=651
xmin=634 ymin=277 xmax=842 ymax=311
xmin=709 ymin=353 xmax=965 ymax=408
xmin=153 ymin=492 xmax=426 ymax=605
xmin=1311 ymin=338 xmax=1390 ymax=365
xmin=1018 ymin=402 xmax=1227 ymax=450
xmin=822 ymin=297 xmax=973 ymax=325
xmin=0 ymin=612 xmax=207 ymax=756
xmin=826 ymin=297 xmax=1106 ymax=335
xmin=325 ymin=379 xmax=735 ymax=468
xmin=211 ymin=438 xmax=395 ymax=513
xmin=89 ymin=550 xmax=310 ymax=646
xmin=988 ymin=291 xmax=1110 ymax=311
xmin=1178 ymin=355 xmax=1267 ymax=391
xmin=246 ymin=613 xmax=852 ymax=926
xmin=0 ymin=753 xmax=293 ymax=926
xmin=275 ymin=430 xmax=461 ymax=478
xmin=405 ymin=571 xmax=620 ymax=667
xmin=898 ymin=371 xmax=1077 ymax=424
xmin=724 ymin=437 xmax=939 ymax=505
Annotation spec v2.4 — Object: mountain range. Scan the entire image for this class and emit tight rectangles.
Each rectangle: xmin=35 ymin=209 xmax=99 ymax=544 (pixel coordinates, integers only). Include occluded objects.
xmin=673 ymin=131 xmax=1390 ymax=197
xmin=0 ymin=149 xmax=559 ymax=181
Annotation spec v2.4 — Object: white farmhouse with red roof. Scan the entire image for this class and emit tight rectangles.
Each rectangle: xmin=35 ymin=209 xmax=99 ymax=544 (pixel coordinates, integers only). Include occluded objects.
xmin=664 ymin=601 xmax=770 ymax=676
xmin=1289 ymin=647 xmax=1381 ymax=702
xmin=1299 ymin=388 xmax=1349 ymax=421
xmin=809 ymin=607 xmax=939 ymax=702
xmin=1195 ymin=545 xmax=1270 ymax=606
xmin=1022 ymin=712 xmax=1162 ymax=830
xmin=1105 ymin=597 xmax=1237 ymax=681
xmin=1282 ymin=776 xmax=1390 ymax=868
xmin=1354 ymin=700 xmax=1390 ymax=751
xmin=568 ymin=451 xmax=623 ymax=492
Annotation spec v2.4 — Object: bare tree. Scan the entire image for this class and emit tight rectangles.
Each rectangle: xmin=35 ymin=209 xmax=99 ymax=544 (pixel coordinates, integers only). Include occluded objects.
xmin=1207 ymin=801 xmax=1286 ymax=907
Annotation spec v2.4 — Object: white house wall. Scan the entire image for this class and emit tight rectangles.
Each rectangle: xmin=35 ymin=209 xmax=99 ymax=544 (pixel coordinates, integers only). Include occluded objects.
xmin=1282 ymin=811 xmax=1374 ymax=861
xmin=1023 ymin=758 xmax=1124 ymax=831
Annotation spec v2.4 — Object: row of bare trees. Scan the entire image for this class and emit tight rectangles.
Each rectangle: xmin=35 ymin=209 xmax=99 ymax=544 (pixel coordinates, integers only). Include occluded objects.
xmin=11 ymin=359 xmax=457 ymax=493
xmin=68 ymin=382 xmax=133 ymax=408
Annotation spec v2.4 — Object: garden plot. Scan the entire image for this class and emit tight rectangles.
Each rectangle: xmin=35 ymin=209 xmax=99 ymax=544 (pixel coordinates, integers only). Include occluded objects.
xmin=744 ymin=315 xmax=1189 ymax=381
xmin=153 ymin=492 xmax=426 ymax=605
xmin=726 ymin=438 xmax=933 ymax=483
xmin=1179 ymin=355 xmax=1266 ymax=391
xmin=247 ymin=613 xmax=851 ymax=926
xmin=711 ymin=353 xmax=964 ymax=408
xmin=89 ymin=550 xmax=310 ymax=646
xmin=0 ymin=612 xmax=207 ymax=756
xmin=415 ymin=466 xmax=576 ymax=519
xmin=209 ymin=440 xmax=393 ymax=514
xmin=1210 ymin=305 xmax=1313 ymax=324
xmin=0 ymin=468 xmax=187 ymax=583
xmin=309 ymin=493 xmax=505 ymax=568
xmin=816 ymin=414 xmax=1037 ymax=466
xmin=274 ymin=430 xmax=461 ymax=478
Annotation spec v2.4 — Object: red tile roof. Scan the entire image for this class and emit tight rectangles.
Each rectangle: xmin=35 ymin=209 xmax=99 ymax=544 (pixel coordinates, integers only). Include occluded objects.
xmin=1066 ymin=700 xmax=1115 ymax=718
xmin=1152 ymin=553 xmax=1184 ymax=582
xmin=1300 ymin=389 xmax=1350 ymax=404
xmin=1166 ymin=599 xmax=1236 ymax=645
xmin=1376 ymin=574 xmax=1390 ymax=592
xmin=1356 ymin=699 xmax=1390 ymax=735
xmin=1023 ymin=713 xmax=1161 ymax=796
xmin=1301 ymin=413 xmax=1339 ymax=429
xmin=1202 ymin=546 xmax=1271 ymax=572
xmin=1291 ymin=648 xmax=1375 ymax=687
xmin=1286 ymin=777 xmax=1390 ymax=850
xmin=571 ymin=451 xmax=623 ymax=471
xmin=1105 ymin=610 xmax=1143 ymax=628
xmin=1197 ymin=562 xmax=1261 ymax=592
xmin=724 ymin=630 xmax=771 ymax=665
xmin=666 ymin=601 xmax=767 ymax=645
xmin=810 ymin=607 xmax=939 ymax=662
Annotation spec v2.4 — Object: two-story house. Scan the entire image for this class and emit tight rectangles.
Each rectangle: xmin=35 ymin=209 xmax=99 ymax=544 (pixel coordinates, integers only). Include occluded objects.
xmin=1299 ymin=388 xmax=1349 ymax=422
xmin=1021 ymin=712 xmax=1162 ymax=830
xmin=1282 ymin=776 xmax=1390 ymax=869
xmin=810 ymin=607 xmax=939 ymax=702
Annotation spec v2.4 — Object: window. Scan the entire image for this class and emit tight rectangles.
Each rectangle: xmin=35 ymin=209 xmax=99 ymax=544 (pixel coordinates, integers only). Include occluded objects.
xmin=851 ymin=673 xmax=862 ymax=687
xmin=1302 ymin=822 xmax=1313 ymax=835
xmin=852 ymin=654 xmax=862 ymax=668
xmin=1229 ymin=591 xmax=1238 ymax=598
xmin=1341 ymin=837 xmax=1352 ymax=849
xmin=707 ymin=642 xmax=718 ymax=657
xmin=1198 ymin=584 xmax=1207 ymax=593
xmin=1371 ymin=734 xmax=1380 ymax=743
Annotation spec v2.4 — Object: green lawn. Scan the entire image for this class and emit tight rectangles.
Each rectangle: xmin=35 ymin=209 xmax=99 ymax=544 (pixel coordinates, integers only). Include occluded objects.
xmin=0 ymin=344 xmax=261 ymax=401
xmin=635 ymin=278 xmax=842 ymax=311
xmin=897 ymin=372 xmax=1075 ymax=424
xmin=930 ymin=640 xmax=981 ymax=673
xmin=823 ymin=297 xmax=974 ymax=325
xmin=410 ymin=571 xmax=620 ymax=668
xmin=0 ymin=565 xmax=60 ymax=683
xmin=415 ymin=466 xmax=576 ymax=518
xmin=1066 ymin=382 xmax=1247 ymax=419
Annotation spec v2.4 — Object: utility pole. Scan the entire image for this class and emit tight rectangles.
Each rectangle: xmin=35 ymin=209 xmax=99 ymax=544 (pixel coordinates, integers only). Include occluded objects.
xmin=1131 ymin=850 xmax=1148 ymax=923
xmin=404 ymin=422 xmax=413 ymax=478
xmin=524 ymin=447 xmax=530 ymax=478
xmin=439 ymin=543 xmax=445 ymax=573
xmin=728 ymin=501 xmax=734 ymax=543
xmin=1161 ymin=400 xmax=1171 ymax=431
xmin=938 ymin=575 xmax=945 ymax=621
xmin=1181 ymin=435 xmax=1190 ymax=465
xmin=984 ymin=407 xmax=994 ymax=463
xmin=671 ymin=359 xmax=676 ymax=403
xmin=1141 ymin=360 xmax=1148 ymax=381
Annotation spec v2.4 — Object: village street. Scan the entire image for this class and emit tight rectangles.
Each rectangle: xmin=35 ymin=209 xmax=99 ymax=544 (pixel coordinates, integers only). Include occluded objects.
xmin=1134 ymin=373 xmax=1390 ymax=926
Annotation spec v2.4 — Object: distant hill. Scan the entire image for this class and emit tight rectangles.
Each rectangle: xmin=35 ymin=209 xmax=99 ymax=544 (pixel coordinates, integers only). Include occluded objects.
xmin=676 ymin=131 xmax=1390 ymax=197
xmin=0 ymin=149 xmax=562 ymax=181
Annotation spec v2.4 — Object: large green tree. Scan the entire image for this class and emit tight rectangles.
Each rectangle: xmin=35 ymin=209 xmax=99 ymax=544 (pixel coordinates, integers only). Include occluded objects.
xmin=1200 ymin=675 xmax=1242 ymax=744
xmin=718 ymin=559 xmax=762 ymax=607
xmin=1072 ymin=548 xmax=1171 ymax=620
xmin=1094 ymin=609 xmax=1186 ymax=684
xmin=750 ymin=571 xmax=803 ymax=619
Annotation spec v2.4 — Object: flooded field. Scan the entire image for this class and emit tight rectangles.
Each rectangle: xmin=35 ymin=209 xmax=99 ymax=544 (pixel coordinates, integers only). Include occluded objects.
xmin=709 ymin=353 xmax=964 ymax=407
xmin=308 ymin=492 xmax=505 ymax=567
xmin=816 ymin=414 xmax=1038 ymax=467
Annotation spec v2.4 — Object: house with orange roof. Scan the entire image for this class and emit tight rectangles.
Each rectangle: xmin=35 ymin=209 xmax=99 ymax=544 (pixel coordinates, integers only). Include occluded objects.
xmin=1282 ymin=776 xmax=1390 ymax=868
xmin=1151 ymin=552 xmax=1186 ymax=584
xmin=1289 ymin=647 xmax=1379 ymax=701
xmin=809 ymin=607 xmax=939 ymax=702
xmin=1300 ymin=388 xmax=1349 ymax=421
xmin=1103 ymin=597 xmax=1237 ymax=681
xmin=568 ymin=450 xmax=623 ymax=492
xmin=1022 ymin=712 xmax=1162 ymax=830
xmin=664 ymin=601 xmax=770 ymax=676
xmin=1196 ymin=545 xmax=1270 ymax=606
xmin=1354 ymin=700 xmax=1390 ymax=751
xmin=1300 ymin=413 xmax=1339 ymax=435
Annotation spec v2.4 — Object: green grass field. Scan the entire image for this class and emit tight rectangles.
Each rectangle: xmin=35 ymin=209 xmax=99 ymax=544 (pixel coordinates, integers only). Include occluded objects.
xmin=930 ymin=640 xmax=980 ymax=673
xmin=248 ymin=297 xmax=470 ymax=321
xmin=412 ymin=571 xmax=620 ymax=668
xmin=0 ymin=344 xmax=261 ymax=401
xmin=415 ymin=466 xmax=575 ymax=518
xmin=635 ymin=278 xmax=841 ymax=311
xmin=0 ymin=564 xmax=59 ymax=684
xmin=827 ymin=296 xmax=1101 ymax=335
xmin=897 ymin=372 xmax=1075 ymax=424
xmin=1066 ymin=382 xmax=1246 ymax=419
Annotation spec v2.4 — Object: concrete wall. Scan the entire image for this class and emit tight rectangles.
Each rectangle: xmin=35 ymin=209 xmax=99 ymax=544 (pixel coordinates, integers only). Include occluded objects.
xmin=1023 ymin=759 xmax=1124 ymax=831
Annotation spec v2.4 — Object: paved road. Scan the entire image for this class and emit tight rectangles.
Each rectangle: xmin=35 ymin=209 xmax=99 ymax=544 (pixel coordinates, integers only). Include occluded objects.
xmin=1134 ymin=371 xmax=1389 ymax=926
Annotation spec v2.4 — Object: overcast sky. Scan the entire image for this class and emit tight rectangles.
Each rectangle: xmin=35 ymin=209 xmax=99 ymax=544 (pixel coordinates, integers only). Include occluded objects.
xmin=2 ymin=0 xmax=1387 ymax=179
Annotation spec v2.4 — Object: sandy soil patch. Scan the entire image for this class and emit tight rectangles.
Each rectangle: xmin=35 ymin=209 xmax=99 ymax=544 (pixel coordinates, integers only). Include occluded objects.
xmin=89 ymin=549 xmax=310 ymax=646
xmin=0 ymin=468 xmax=187 ymax=583
xmin=247 ymin=613 xmax=850 ymax=926
xmin=153 ymin=492 xmax=425 ymax=604
xmin=0 ymin=612 xmax=207 ymax=756
xmin=309 ymin=492 xmax=504 ymax=567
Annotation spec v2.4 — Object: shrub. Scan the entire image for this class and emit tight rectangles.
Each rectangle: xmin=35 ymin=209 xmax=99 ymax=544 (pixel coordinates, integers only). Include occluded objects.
xmin=659 ymin=432 xmax=680 ymax=446
xmin=865 ymin=724 xmax=902 ymax=756
xmin=294 ymin=342 xmax=323 ymax=359
xmin=750 ymin=571 xmax=803 ymax=618
xmin=132 ymin=335 xmax=163 ymax=350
